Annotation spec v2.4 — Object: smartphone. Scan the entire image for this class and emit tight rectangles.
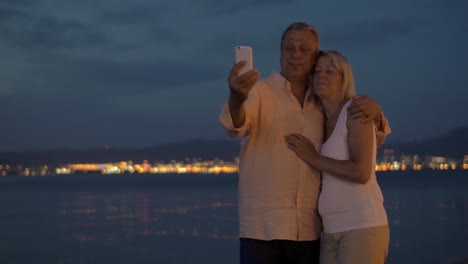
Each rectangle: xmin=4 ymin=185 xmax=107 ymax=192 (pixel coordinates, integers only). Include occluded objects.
xmin=235 ymin=46 xmax=253 ymax=75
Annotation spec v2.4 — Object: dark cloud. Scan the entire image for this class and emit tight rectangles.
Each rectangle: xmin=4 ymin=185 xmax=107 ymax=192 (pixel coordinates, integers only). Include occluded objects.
xmin=203 ymin=20 xmax=288 ymax=64
xmin=0 ymin=7 xmax=24 ymax=17
xmin=93 ymin=3 xmax=186 ymax=50
xmin=146 ymin=25 xmax=185 ymax=45
xmin=98 ymin=3 xmax=170 ymax=26
xmin=200 ymin=0 xmax=298 ymax=14
xmin=7 ymin=55 xmax=226 ymax=97
xmin=0 ymin=92 xmax=221 ymax=151
xmin=433 ymin=0 xmax=467 ymax=9
xmin=321 ymin=17 xmax=419 ymax=49
xmin=0 ymin=2 xmax=223 ymax=99
xmin=0 ymin=7 xmax=109 ymax=52
xmin=0 ymin=0 xmax=37 ymax=8
xmin=67 ymin=59 xmax=226 ymax=94
xmin=433 ymin=0 xmax=468 ymax=33
xmin=0 ymin=95 xmax=144 ymax=150
xmin=1 ymin=0 xmax=466 ymax=150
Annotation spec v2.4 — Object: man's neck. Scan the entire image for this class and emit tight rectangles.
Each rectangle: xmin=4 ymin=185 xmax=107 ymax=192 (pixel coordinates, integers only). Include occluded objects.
xmin=289 ymin=78 xmax=308 ymax=106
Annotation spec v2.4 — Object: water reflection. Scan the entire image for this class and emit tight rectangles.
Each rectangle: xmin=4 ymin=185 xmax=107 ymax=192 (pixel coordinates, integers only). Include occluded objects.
xmin=0 ymin=173 xmax=466 ymax=263
xmin=56 ymin=191 xmax=238 ymax=242
xmin=382 ymin=187 xmax=468 ymax=264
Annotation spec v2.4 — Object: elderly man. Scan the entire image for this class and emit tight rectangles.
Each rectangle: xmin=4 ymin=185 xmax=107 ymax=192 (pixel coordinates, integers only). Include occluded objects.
xmin=219 ymin=22 xmax=390 ymax=264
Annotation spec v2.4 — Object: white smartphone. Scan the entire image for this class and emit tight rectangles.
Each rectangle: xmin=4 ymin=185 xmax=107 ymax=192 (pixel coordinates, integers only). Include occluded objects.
xmin=235 ymin=45 xmax=253 ymax=75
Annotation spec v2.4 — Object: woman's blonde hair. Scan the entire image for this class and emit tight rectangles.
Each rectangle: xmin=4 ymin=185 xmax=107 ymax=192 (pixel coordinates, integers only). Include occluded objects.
xmin=316 ymin=50 xmax=356 ymax=100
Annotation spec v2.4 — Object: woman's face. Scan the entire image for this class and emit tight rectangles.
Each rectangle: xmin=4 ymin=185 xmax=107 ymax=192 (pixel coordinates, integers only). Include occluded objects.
xmin=313 ymin=56 xmax=343 ymax=100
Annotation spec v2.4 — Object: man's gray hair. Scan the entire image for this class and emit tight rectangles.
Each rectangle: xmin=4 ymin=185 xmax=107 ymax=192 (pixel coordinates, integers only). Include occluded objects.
xmin=280 ymin=22 xmax=320 ymax=49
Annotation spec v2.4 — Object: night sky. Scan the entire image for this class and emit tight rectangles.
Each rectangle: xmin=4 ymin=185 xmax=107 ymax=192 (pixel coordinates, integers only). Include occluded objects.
xmin=1 ymin=0 xmax=467 ymax=151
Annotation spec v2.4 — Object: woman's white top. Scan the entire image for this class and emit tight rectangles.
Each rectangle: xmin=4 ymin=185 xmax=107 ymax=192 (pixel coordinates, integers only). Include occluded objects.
xmin=318 ymin=101 xmax=388 ymax=233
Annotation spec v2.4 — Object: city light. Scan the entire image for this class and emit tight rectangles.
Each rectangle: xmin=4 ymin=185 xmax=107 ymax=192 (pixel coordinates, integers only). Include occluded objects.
xmin=1 ymin=149 xmax=467 ymax=176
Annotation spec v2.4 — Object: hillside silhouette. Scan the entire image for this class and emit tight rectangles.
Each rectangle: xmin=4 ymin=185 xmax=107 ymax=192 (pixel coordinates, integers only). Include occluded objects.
xmin=1 ymin=125 xmax=467 ymax=167
xmin=381 ymin=125 xmax=468 ymax=157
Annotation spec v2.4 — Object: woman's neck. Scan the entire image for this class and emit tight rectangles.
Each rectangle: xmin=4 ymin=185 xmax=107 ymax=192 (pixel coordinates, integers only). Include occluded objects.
xmin=321 ymin=98 xmax=347 ymax=120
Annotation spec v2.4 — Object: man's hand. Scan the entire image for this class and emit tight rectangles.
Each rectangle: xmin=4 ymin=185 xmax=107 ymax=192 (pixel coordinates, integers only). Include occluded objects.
xmin=348 ymin=95 xmax=383 ymax=123
xmin=228 ymin=61 xmax=259 ymax=104
xmin=285 ymin=133 xmax=319 ymax=166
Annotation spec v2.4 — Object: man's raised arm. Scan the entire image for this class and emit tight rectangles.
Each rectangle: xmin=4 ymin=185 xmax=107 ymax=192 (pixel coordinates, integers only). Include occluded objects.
xmin=227 ymin=61 xmax=259 ymax=128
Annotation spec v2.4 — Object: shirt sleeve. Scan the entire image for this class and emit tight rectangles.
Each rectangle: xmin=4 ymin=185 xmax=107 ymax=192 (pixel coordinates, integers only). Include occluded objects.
xmin=219 ymin=84 xmax=260 ymax=138
xmin=375 ymin=112 xmax=391 ymax=139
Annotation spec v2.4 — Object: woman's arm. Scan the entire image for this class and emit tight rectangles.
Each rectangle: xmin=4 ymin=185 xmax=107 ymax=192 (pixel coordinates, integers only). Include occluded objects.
xmin=285 ymin=115 xmax=374 ymax=184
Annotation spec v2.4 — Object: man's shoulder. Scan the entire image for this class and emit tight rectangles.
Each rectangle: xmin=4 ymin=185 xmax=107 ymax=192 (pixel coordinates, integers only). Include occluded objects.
xmin=262 ymin=72 xmax=284 ymax=84
xmin=254 ymin=72 xmax=284 ymax=91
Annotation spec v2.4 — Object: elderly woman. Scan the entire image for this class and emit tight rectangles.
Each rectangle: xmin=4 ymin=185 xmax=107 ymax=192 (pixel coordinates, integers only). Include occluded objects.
xmin=285 ymin=50 xmax=390 ymax=264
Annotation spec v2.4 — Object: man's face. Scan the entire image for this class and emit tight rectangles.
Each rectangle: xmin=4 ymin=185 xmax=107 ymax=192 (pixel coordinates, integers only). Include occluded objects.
xmin=280 ymin=30 xmax=319 ymax=82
